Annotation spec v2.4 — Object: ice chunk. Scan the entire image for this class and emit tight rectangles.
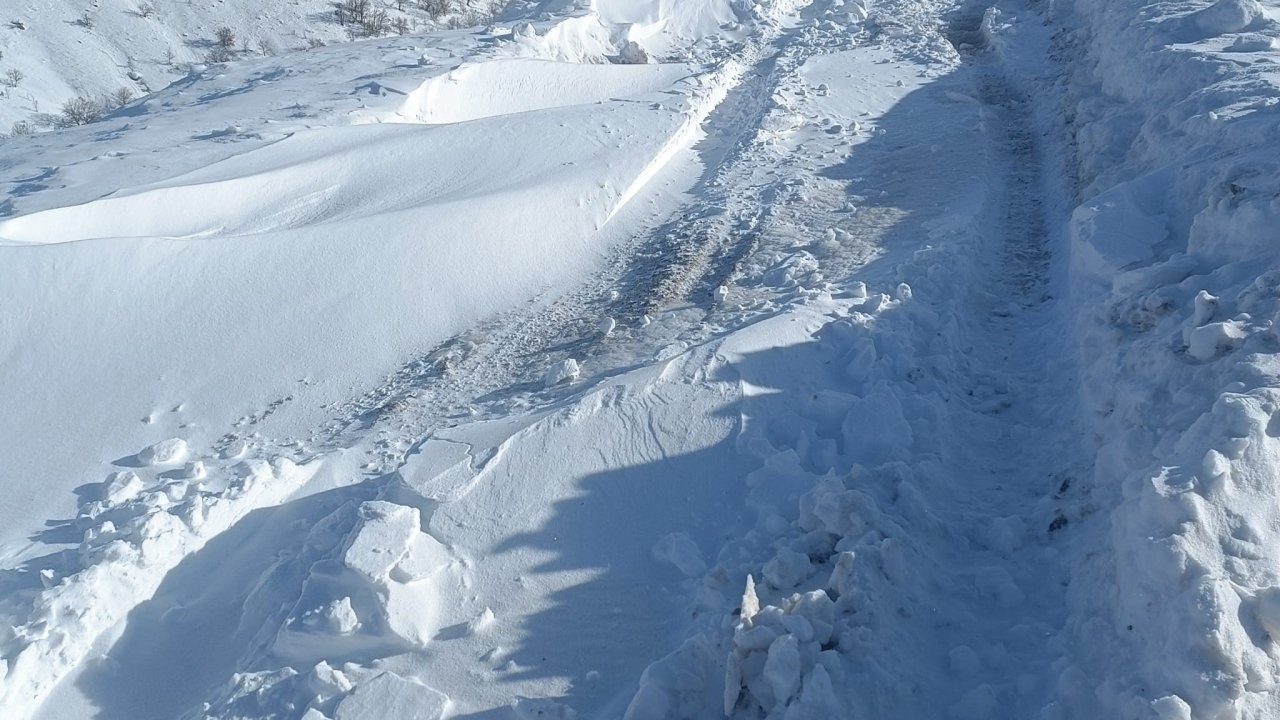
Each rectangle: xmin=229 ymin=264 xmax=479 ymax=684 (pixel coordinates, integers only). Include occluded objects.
xmin=741 ymin=574 xmax=760 ymax=625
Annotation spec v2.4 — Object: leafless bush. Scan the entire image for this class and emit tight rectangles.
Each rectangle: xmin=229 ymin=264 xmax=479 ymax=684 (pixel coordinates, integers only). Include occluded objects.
xmin=360 ymin=8 xmax=390 ymax=36
xmin=111 ymin=86 xmax=135 ymax=108
xmin=418 ymin=0 xmax=450 ymax=21
xmin=10 ymin=120 xmax=33 ymax=136
xmin=215 ymin=26 xmax=236 ymax=48
xmin=205 ymin=45 xmax=233 ymax=63
xmin=59 ymin=96 xmax=103 ymax=126
xmin=2 ymin=69 xmax=22 ymax=88
xmin=334 ymin=0 xmax=371 ymax=26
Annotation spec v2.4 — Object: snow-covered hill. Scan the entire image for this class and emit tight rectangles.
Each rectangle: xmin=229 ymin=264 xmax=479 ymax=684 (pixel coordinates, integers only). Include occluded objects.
xmin=3 ymin=0 xmax=1280 ymax=718
xmin=0 ymin=0 xmax=505 ymax=132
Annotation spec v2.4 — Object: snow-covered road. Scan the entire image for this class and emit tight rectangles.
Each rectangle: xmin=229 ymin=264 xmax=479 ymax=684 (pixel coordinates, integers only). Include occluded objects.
xmin=5 ymin=0 xmax=1280 ymax=718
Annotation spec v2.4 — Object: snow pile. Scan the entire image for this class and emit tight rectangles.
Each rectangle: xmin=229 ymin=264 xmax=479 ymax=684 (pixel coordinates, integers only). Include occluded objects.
xmin=0 ymin=450 xmax=317 ymax=717
xmin=1059 ymin=0 xmax=1280 ymax=715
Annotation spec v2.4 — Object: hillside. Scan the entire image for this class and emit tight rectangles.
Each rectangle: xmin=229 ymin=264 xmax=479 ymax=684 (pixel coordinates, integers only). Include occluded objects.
xmin=0 ymin=0 xmax=501 ymax=132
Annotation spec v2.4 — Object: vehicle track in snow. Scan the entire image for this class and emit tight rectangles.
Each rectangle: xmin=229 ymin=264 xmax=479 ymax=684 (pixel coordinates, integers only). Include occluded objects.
xmin=296 ymin=0 xmax=868 ymax=473
xmin=908 ymin=4 xmax=1092 ymax=715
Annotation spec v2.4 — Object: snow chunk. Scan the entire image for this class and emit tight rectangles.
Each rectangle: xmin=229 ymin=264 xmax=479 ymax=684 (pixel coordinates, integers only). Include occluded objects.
xmin=334 ymin=672 xmax=450 ymax=720
xmin=543 ymin=358 xmax=581 ymax=387
xmin=342 ymin=501 xmax=421 ymax=584
xmin=652 ymin=532 xmax=706 ymax=577
xmin=1193 ymin=0 xmax=1266 ymax=36
xmin=467 ymin=607 xmax=496 ymax=635
xmin=1226 ymin=33 xmax=1277 ymax=51
xmin=1151 ymin=695 xmax=1193 ymax=720
xmin=138 ymin=437 xmax=189 ymax=465
xmin=1186 ymin=320 xmax=1247 ymax=361
xmin=102 ymin=471 xmax=144 ymax=505
xmin=763 ymin=547 xmax=813 ymax=590
xmin=1254 ymin=587 xmax=1280 ymax=640
xmin=763 ymin=634 xmax=802 ymax=710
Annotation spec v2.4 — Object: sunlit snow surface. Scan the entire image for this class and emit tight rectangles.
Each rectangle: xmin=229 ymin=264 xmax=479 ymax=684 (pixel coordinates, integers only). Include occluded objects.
xmin=3 ymin=0 xmax=1280 ymax=718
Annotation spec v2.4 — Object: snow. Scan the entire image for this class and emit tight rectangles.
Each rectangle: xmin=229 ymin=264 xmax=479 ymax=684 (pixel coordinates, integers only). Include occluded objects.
xmin=6 ymin=0 xmax=1280 ymax=718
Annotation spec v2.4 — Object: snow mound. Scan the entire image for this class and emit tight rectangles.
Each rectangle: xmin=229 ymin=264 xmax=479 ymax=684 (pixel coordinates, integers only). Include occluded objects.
xmin=1192 ymin=0 xmax=1268 ymax=36
xmin=0 ymin=455 xmax=318 ymax=717
xmin=389 ymin=58 xmax=695 ymax=125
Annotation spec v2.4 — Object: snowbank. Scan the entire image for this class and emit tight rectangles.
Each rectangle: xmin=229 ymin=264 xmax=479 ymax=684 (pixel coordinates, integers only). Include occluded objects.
xmin=1059 ymin=0 xmax=1280 ymax=715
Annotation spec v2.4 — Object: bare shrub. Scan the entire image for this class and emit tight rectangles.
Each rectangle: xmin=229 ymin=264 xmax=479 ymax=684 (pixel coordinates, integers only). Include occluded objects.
xmin=59 ymin=96 xmax=103 ymax=126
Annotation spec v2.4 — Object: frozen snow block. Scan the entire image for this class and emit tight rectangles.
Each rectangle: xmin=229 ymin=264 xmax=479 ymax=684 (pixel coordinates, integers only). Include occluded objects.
xmin=543 ymin=358 xmax=581 ymax=387
xmin=1192 ymin=0 xmax=1266 ymax=36
xmin=652 ymin=532 xmax=707 ymax=577
xmin=840 ymin=386 xmax=913 ymax=465
xmin=1070 ymin=189 xmax=1169 ymax=275
xmin=763 ymin=634 xmax=802 ymax=710
xmin=335 ymin=672 xmax=449 ymax=720
xmin=1253 ymin=587 xmax=1280 ymax=641
xmin=138 ymin=437 xmax=189 ymax=466
xmin=392 ymin=532 xmax=451 ymax=583
xmin=1226 ymin=33 xmax=1277 ymax=51
xmin=342 ymin=501 xmax=421 ymax=584
xmin=102 ymin=471 xmax=144 ymax=505
xmin=763 ymin=548 xmax=813 ymax=590
xmin=1186 ymin=320 xmax=1247 ymax=361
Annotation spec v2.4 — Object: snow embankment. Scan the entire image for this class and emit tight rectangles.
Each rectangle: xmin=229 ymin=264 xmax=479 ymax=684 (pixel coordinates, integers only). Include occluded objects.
xmin=0 ymin=454 xmax=318 ymax=715
xmin=1059 ymin=0 xmax=1280 ymax=716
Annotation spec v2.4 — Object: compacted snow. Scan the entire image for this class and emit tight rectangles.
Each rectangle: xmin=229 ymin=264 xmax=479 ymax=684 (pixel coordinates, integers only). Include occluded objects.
xmin=3 ymin=0 xmax=1280 ymax=718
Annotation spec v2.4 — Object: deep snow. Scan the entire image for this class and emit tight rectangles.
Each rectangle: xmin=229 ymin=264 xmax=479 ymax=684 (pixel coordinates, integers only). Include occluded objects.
xmin=3 ymin=0 xmax=1280 ymax=718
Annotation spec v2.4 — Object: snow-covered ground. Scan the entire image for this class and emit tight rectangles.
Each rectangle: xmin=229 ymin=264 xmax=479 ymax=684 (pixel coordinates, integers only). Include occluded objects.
xmin=3 ymin=0 xmax=1280 ymax=718
xmin=0 ymin=0 xmax=509 ymax=133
